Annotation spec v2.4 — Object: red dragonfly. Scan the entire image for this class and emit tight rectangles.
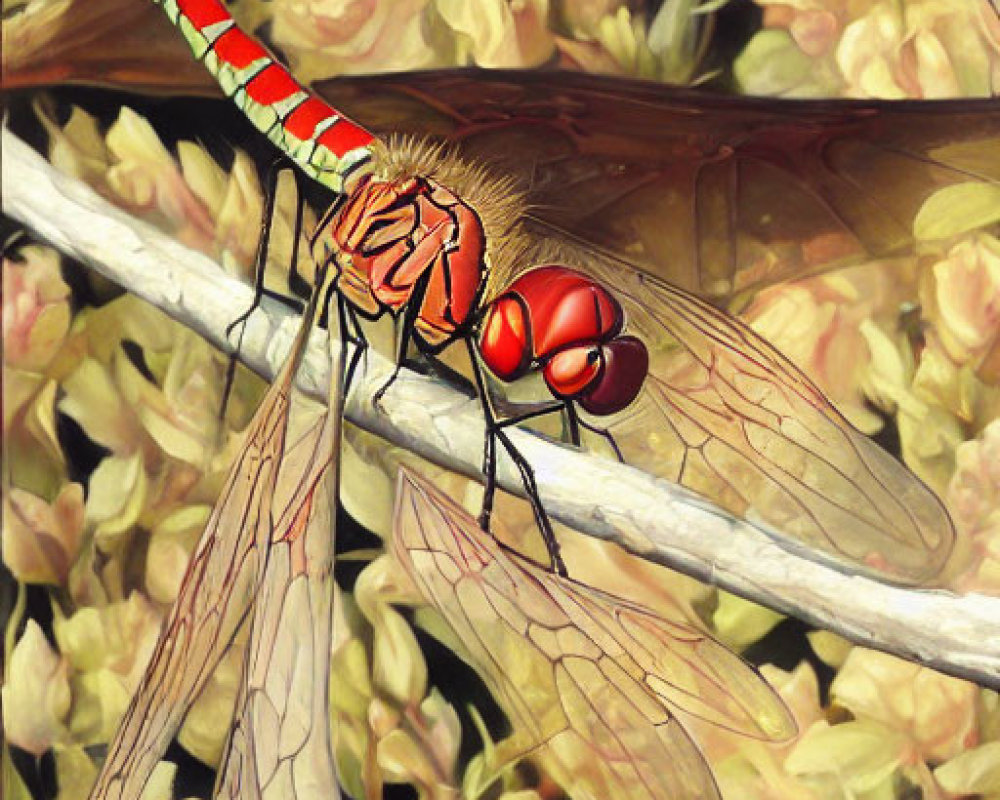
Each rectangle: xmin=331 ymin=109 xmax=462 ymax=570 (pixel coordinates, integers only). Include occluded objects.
xmin=145 ymin=0 xmax=964 ymax=583
xmin=85 ymin=0 xmax=993 ymax=796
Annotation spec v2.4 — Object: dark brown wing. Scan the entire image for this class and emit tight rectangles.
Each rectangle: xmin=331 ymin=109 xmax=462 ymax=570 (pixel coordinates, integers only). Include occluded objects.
xmin=317 ymin=70 xmax=1000 ymax=302
xmin=392 ymin=468 xmax=795 ymax=800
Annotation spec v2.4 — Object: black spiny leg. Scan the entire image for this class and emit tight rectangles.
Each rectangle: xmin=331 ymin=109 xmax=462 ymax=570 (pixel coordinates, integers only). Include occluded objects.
xmin=372 ymin=271 xmax=429 ymax=408
xmin=566 ymin=401 xmax=626 ymax=462
xmin=465 ymin=339 xmax=568 ymax=577
xmin=338 ymin=292 xmax=369 ymax=398
xmin=225 ymin=160 xmax=305 ymax=341
xmin=220 ymin=161 xmax=306 ymax=423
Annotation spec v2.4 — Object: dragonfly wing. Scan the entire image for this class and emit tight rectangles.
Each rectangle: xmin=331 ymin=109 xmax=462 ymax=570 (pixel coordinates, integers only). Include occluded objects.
xmin=88 ymin=289 xmax=325 ymax=800
xmin=215 ymin=401 xmax=340 ymax=800
xmin=392 ymin=468 xmax=795 ymax=800
xmin=88 ymin=360 xmax=298 ymax=799
xmin=317 ymin=71 xmax=1000 ymax=301
xmin=561 ymin=254 xmax=954 ymax=582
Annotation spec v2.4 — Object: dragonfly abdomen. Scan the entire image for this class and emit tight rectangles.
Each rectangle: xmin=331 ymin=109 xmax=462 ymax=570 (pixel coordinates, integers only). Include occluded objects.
xmin=154 ymin=0 xmax=376 ymax=194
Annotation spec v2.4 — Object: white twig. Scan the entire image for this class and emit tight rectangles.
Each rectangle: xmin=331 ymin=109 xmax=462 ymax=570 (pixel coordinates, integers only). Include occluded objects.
xmin=5 ymin=126 xmax=1000 ymax=689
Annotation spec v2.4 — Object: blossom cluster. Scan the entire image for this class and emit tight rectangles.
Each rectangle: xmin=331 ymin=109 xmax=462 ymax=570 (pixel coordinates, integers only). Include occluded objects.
xmin=4 ymin=1 xmax=1000 ymax=798
xmin=737 ymin=0 xmax=1000 ymax=97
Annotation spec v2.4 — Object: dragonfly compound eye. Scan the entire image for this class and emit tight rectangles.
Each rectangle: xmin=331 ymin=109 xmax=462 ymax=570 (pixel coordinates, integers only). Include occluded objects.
xmin=578 ymin=336 xmax=649 ymax=416
xmin=479 ymin=295 xmax=531 ymax=380
xmin=543 ymin=345 xmax=604 ymax=400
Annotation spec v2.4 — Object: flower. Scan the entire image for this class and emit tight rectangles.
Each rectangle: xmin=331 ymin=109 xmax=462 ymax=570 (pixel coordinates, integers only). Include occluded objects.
xmin=926 ymin=234 xmax=1000 ymax=370
xmin=54 ymin=593 xmax=163 ymax=745
xmin=3 ymin=244 xmax=72 ymax=372
xmin=692 ymin=663 xmax=823 ymax=800
xmin=558 ymin=0 xmax=627 ymax=35
xmin=2 ymin=620 xmax=72 ymax=756
xmin=37 ymin=102 xmax=273 ymax=279
xmin=556 ymin=2 xmax=714 ymax=84
xmin=438 ymin=0 xmax=554 ymax=69
xmin=713 ymin=592 xmax=784 ymax=653
xmin=85 ymin=451 xmax=149 ymax=553
xmin=2 ymin=482 xmax=85 ymax=585
xmin=837 ymin=0 xmax=999 ymax=99
xmin=785 ymin=718 xmax=908 ymax=797
xmin=831 ymin=648 xmax=979 ymax=764
xmin=741 ymin=267 xmax=902 ymax=434
xmin=935 ymin=740 xmax=1000 ymax=796
xmin=861 ymin=320 xmax=964 ymax=494
xmin=144 ymin=504 xmax=211 ymax=604
xmin=2 ymin=367 xmax=66 ymax=499
xmin=3 ymin=245 xmax=70 ymax=372
xmin=333 ymin=558 xmax=463 ymax=798
xmin=738 ymin=0 xmax=1000 ymax=98
xmin=946 ymin=419 xmax=1000 ymax=592
xmin=269 ymin=0 xmax=441 ymax=82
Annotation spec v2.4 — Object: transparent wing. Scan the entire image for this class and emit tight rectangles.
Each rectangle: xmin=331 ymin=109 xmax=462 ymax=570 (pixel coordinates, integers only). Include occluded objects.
xmin=537 ymin=250 xmax=953 ymax=583
xmin=214 ymin=400 xmax=340 ymax=800
xmin=392 ymin=468 xmax=795 ymax=800
xmin=89 ymin=315 xmax=319 ymax=800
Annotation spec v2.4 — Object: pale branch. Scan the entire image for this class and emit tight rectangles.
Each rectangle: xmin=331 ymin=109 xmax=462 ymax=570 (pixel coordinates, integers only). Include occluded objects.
xmin=5 ymin=125 xmax=1000 ymax=689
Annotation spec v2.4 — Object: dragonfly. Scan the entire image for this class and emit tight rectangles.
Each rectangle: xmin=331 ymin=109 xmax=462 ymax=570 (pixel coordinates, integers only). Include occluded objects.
xmin=83 ymin=0 xmax=990 ymax=795
xmin=140 ymin=0 xmax=967 ymax=584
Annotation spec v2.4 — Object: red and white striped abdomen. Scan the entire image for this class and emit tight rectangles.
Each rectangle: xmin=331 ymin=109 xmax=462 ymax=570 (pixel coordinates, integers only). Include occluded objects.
xmin=154 ymin=0 xmax=376 ymax=194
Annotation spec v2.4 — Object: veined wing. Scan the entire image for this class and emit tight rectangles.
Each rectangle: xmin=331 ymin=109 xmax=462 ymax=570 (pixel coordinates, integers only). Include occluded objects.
xmin=317 ymin=70 xmax=1000 ymax=303
xmin=563 ymin=251 xmax=954 ymax=583
xmin=392 ymin=468 xmax=795 ymax=800
xmin=89 ymin=298 xmax=322 ymax=800
xmin=214 ymin=395 xmax=340 ymax=799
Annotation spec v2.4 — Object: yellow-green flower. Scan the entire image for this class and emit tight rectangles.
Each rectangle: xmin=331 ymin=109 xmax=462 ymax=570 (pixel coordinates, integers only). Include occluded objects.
xmin=928 ymin=234 xmax=1000 ymax=371
xmin=2 ymin=482 xmax=85 ymax=585
xmin=2 ymin=244 xmax=71 ymax=372
xmin=738 ymin=0 xmax=1000 ymax=98
xmin=2 ymin=620 xmax=72 ymax=756
xmin=831 ymin=648 xmax=979 ymax=763
xmin=54 ymin=593 xmax=162 ymax=745
xmin=269 ymin=0 xmax=441 ymax=82
xmin=947 ymin=419 xmax=1000 ymax=593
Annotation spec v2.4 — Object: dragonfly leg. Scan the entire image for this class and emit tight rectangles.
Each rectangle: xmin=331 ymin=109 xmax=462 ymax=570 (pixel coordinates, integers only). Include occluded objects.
xmin=221 ymin=161 xmax=306 ymax=423
xmin=479 ymin=421 xmax=497 ymax=531
xmin=225 ymin=159 xmax=305 ymax=342
xmin=564 ymin=401 xmax=624 ymax=462
xmin=493 ymin=426 xmax=567 ymax=577
xmin=464 ymin=339 xmax=568 ymax=577
xmin=372 ymin=272 xmax=427 ymax=408
xmin=338 ymin=292 xmax=369 ymax=398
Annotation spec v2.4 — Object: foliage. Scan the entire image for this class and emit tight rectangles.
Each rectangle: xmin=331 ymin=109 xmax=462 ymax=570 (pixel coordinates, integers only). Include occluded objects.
xmin=3 ymin=1 xmax=1000 ymax=798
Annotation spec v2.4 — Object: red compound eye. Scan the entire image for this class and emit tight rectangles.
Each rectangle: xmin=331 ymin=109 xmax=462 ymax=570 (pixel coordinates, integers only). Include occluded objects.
xmin=543 ymin=345 xmax=603 ymax=400
xmin=479 ymin=295 xmax=530 ymax=380
xmin=579 ymin=336 xmax=649 ymax=416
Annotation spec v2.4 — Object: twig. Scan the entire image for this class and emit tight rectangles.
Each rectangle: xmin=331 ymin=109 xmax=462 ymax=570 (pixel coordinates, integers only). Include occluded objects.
xmin=5 ymin=125 xmax=1000 ymax=689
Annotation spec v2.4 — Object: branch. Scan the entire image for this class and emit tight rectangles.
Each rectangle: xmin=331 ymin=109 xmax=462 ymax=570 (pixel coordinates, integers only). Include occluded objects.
xmin=5 ymin=126 xmax=1000 ymax=689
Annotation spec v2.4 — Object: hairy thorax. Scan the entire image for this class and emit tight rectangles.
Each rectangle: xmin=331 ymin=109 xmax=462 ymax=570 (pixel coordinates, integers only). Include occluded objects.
xmin=311 ymin=172 xmax=488 ymax=350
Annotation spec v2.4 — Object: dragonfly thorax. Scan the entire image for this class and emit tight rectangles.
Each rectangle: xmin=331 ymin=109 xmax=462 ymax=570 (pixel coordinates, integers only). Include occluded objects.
xmin=314 ymin=173 xmax=488 ymax=351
